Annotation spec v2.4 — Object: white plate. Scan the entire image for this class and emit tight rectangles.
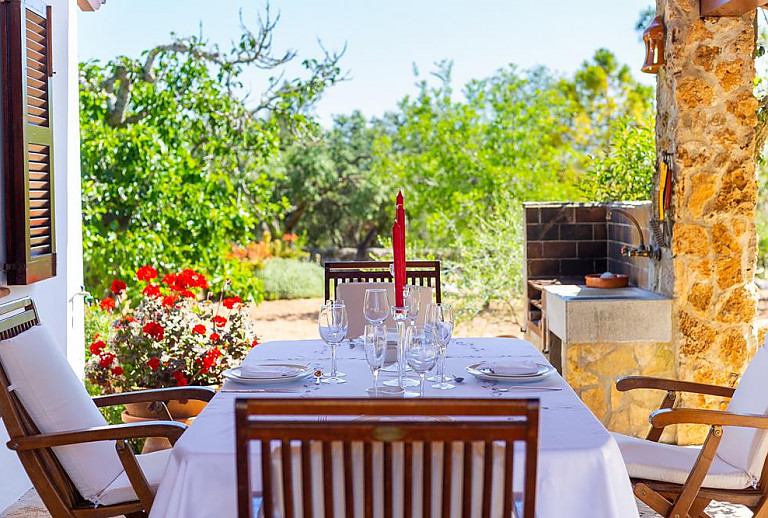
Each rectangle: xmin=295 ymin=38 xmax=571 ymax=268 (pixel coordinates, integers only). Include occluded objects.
xmin=222 ymin=363 xmax=313 ymax=385
xmin=465 ymin=362 xmax=555 ymax=382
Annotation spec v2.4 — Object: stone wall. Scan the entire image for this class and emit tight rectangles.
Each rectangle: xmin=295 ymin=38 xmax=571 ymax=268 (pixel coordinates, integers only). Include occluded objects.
xmin=655 ymin=0 xmax=760 ymax=443
xmin=566 ymin=341 xmax=676 ymax=441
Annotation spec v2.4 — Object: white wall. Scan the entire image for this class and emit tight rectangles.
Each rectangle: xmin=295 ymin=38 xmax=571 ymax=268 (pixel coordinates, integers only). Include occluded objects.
xmin=0 ymin=0 xmax=83 ymax=511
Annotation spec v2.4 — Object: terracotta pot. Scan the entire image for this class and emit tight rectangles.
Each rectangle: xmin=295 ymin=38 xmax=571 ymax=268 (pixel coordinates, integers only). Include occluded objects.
xmin=121 ymin=391 xmax=212 ymax=453
xmin=584 ymin=273 xmax=629 ymax=289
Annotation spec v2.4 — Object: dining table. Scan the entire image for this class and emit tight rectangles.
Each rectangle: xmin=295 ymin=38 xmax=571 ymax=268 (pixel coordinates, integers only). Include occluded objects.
xmin=148 ymin=337 xmax=639 ymax=518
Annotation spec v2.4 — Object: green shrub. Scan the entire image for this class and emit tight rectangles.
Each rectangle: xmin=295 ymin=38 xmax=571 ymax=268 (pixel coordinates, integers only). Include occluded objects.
xmin=256 ymin=258 xmax=324 ymax=300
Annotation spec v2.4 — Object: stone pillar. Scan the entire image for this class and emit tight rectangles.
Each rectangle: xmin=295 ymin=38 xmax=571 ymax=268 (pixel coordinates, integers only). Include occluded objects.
xmin=655 ymin=0 xmax=759 ymax=443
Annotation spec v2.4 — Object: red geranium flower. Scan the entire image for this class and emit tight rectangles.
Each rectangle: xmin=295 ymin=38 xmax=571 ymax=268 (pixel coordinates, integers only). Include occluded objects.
xmin=161 ymin=273 xmax=177 ymax=285
xmin=98 ymin=352 xmax=115 ymax=368
xmin=251 ymin=339 xmax=260 ymax=348
xmin=143 ymin=284 xmax=162 ymax=298
xmin=162 ymin=294 xmax=178 ymax=307
xmin=201 ymin=347 xmax=222 ymax=373
xmin=111 ymin=366 xmax=124 ymax=376
xmin=223 ymin=296 xmax=242 ymax=309
xmin=178 ymin=289 xmax=196 ymax=299
xmin=143 ymin=321 xmax=164 ymax=341
xmin=192 ymin=324 xmax=206 ymax=335
xmin=111 ymin=279 xmax=127 ymax=294
xmin=136 ymin=265 xmax=158 ymax=281
xmin=175 ymin=269 xmax=208 ymax=290
xmin=99 ymin=297 xmax=115 ymax=311
xmin=147 ymin=357 xmax=161 ymax=371
xmin=209 ymin=332 xmax=221 ymax=342
xmin=213 ymin=315 xmax=227 ymax=328
xmin=89 ymin=340 xmax=106 ymax=355
xmin=172 ymin=371 xmax=188 ymax=386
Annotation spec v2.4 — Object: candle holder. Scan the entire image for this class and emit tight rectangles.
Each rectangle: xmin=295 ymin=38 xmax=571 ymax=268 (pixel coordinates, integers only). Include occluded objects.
xmin=382 ymin=306 xmax=417 ymax=395
xmin=390 ymin=306 xmax=408 ymax=387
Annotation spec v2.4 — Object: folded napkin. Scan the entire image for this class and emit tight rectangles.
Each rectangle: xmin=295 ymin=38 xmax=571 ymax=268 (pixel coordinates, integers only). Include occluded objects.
xmin=239 ymin=363 xmax=303 ymax=379
xmin=477 ymin=359 xmax=539 ymax=376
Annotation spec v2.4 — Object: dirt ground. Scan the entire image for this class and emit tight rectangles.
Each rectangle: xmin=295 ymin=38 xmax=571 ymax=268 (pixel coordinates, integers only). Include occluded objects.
xmin=249 ymin=298 xmax=524 ymax=342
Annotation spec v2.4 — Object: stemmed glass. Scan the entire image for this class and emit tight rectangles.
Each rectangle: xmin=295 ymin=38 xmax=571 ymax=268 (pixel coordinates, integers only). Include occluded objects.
xmin=425 ymin=303 xmax=454 ymax=390
xmin=404 ymin=286 xmax=420 ymax=326
xmin=364 ymin=289 xmax=390 ymax=326
xmin=364 ymin=324 xmax=387 ymax=395
xmin=318 ymin=303 xmax=348 ymax=384
xmin=405 ymin=326 xmax=438 ymax=397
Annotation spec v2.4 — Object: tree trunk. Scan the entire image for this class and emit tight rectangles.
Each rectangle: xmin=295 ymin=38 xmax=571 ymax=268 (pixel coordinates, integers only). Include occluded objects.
xmin=355 ymin=226 xmax=378 ymax=260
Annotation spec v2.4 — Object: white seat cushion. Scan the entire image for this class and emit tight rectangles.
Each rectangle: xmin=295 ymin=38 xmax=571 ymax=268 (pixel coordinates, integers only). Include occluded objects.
xmin=336 ymin=283 xmax=433 ymax=337
xmin=0 ymin=325 xmax=124 ymax=502
xmin=717 ymin=345 xmax=768 ymax=483
xmin=613 ymin=432 xmax=752 ymax=490
xmin=96 ymin=449 xmax=172 ymax=506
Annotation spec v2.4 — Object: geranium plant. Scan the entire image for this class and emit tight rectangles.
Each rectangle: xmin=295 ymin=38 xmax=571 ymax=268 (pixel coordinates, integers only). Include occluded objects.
xmin=85 ymin=266 xmax=258 ymax=392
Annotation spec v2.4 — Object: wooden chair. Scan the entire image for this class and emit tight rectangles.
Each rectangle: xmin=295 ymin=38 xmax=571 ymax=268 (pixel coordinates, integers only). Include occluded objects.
xmin=0 ymin=297 xmax=215 ymax=517
xmin=613 ymin=344 xmax=768 ymax=518
xmin=235 ymin=398 xmax=539 ymax=518
xmin=324 ymin=260 xmax=442 ymax=303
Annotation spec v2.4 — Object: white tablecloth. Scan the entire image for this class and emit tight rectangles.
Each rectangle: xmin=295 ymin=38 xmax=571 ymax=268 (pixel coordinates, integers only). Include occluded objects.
xmin=149 ymin=338 xmax=639 ymax=518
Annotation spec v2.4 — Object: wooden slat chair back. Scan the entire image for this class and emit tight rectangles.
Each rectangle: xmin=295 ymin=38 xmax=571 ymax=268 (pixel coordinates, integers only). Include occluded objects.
xmin=0 ymin=297 xmax=214 ymax=517
xmin=324 ymin=261 xmax=442 ymax=303
xmin=235 ymin=398 xmax=539 ymax=518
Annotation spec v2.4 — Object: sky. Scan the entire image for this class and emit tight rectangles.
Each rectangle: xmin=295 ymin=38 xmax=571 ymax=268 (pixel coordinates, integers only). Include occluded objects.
xmin=78 ymin=0 xmax=655 ymax=125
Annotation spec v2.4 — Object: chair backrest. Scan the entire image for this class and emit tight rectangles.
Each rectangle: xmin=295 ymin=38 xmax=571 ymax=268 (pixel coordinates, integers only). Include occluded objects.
xmin=336 ymin=283 xmax=434 ymax=337
xmin=0 ymin=297 xmax=124 ymax=509
xmin=235 ymin=398 xmax=539 ymax=518
xmin=324 ymin=261 xmax=442 ymax=303
xmin=719 ymin=344 xmax=768 ymax=484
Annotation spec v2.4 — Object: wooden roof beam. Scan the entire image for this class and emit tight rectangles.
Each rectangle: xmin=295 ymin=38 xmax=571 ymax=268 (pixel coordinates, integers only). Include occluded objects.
xmin=77 ymin=0 xmax=104 ymax=12
xmin=701 ymin=0 xmax=768 ymax=16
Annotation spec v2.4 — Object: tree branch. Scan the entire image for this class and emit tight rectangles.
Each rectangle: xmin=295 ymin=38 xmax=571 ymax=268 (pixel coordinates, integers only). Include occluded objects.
xmin=103 ymin=65 xmax=132 ymax=128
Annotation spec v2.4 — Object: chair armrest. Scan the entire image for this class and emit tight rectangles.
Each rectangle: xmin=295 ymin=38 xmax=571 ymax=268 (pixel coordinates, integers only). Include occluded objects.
xmin=649 ymin=408 xmax=768 ymax=429
xmin=92 ymin=386 xmax=216 ymax=407
xmin=6 ymin=421 xmax=187 ymax=451
xmin=616 ymin=376 xmax=735 ymax=398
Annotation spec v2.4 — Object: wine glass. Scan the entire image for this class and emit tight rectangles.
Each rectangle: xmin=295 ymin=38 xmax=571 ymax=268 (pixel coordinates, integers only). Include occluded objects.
xmin=364 ymin=289 xmax=390 ymax=326
xmin=405 ymin=326 xmax=437 ymax=397
xmin=318 ymin=303 xmax=348 ymax=384
xmin=364 ymin=324 xmax=387 ymax=395
xmin=404 ymin=286 xmax=420 ymax=326
xmin=425 ymin=303 xmax=454 ymax=390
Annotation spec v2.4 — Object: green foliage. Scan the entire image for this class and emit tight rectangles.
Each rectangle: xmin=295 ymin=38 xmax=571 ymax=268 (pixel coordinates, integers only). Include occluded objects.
xmin=256 ymin=258 xmax=324 ymax=300
xmin=80 ymin=15 xmax=343 ymax=301
xmin=443 ymin=193 xmax=525 ymax=317
xmin=580 ymin=118 xmax=656 ymax=202
xmin=360 ymin=51 xmax=653 ymax=315
xmin=84 ymin=299 xmax=112 ymax=343
xmin=375 ymin=61 xmax=582 ymax=253
xmin=267 ymin=111 xmax=390 ymax=251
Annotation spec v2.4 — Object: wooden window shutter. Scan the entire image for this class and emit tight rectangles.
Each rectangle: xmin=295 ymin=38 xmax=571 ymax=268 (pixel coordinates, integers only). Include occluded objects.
xmin=1 ymin=0 xmax=56 ymax=285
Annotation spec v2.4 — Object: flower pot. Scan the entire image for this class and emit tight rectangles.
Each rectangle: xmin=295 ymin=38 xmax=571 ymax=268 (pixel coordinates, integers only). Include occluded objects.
xmin=121 ymin=394 xmax=211 ymax=453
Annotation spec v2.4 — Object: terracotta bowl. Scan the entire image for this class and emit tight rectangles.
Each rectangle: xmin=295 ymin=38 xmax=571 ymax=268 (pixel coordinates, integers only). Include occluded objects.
xmin=585 ymin=273 xmax=629 ymax=289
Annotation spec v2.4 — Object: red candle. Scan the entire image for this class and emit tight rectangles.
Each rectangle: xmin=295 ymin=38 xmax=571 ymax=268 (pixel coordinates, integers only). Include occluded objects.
xmin=395 ymin=191 xmax=406 ymax=306
xmin=393 ymin=219 xmax=404 ymax=306
xmin=392 ymin=191 xmax=407 ymax=307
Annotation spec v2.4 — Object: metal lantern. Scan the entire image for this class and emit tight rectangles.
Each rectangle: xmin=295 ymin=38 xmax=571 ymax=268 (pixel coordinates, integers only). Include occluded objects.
xmin=642 ymin=16 xmax=665 ymax=74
